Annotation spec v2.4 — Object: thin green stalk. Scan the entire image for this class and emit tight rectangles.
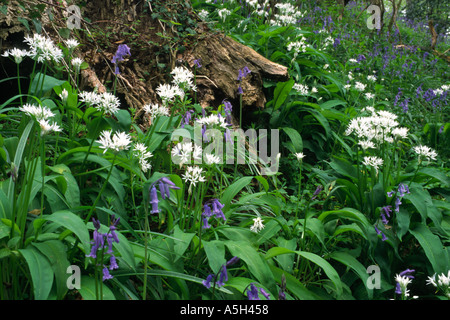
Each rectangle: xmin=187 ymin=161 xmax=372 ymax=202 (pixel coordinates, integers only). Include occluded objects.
xmin=85 ymin=153 xmax=118 ymax=223
xmin=40 ymin=135 xmax=45 ymax=215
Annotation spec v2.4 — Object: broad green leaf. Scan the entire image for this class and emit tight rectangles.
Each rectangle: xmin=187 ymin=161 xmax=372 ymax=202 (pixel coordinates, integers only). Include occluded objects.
xmin=78 ymin=275 xmax=116 ymax=300
xmin=19 ymin=247 xmax=54 ymax=300
xmin=265 ymin=247 xmax=343 ymax=297
xmin=329 ymin=251 xmax=372 ymax=299
xmin=270 ymin=265 xmax=322 ymax=300
xmin=32 ymin=240 xmax=70 ymax=300
xmin=45 ymin=210 xmax=90 ymax=254
xmin=30 ymin=72 xmax=67 ymax=96
xmin=203 ymin=240 xmax=226 ymax=274
xmin=173 ymin=225 xmax=195 ymax=263
xmin=220 ymin=176 xmax=253 ymax=214
xmin=409 ymin=224 xmax=449 ymax=274
xmin=281 ymin=127 xmax=303 ymax=153
xmin=225 ymin=240 xmax=277 ymax=294
xmin=272 ymin=78 xmax=295 ymax=110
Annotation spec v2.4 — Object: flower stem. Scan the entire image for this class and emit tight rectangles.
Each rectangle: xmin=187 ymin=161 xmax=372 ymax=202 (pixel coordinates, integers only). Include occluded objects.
xmin=85 ymin=153 xmax=117 ymax=223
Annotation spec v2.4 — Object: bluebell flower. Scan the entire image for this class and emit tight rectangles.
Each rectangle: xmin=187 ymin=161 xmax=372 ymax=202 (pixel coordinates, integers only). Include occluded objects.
xmin=394 ymin=197 xmax=402 ymax=213
xmin=247 ymin=283 xmax=260 ymax=300
xmin=398 ymin=183 xmax=410 ymax=197
xmin=381 ymin=205 xmax=392 ymax=224
xmin=194 ymin=58 xmax=202 ymax=68
xmin=109 ymin=255 xmax=119 ymax=270
xmin=202 ymin=274 xmax=214 ymax=289
xmin=226 ymin=256 xmax=240 ymax=267
xmin=111 ymin=44 xmax=131 ymax=75
xmin=102 ymin=267 xmax=113 ymax=281
xmin=150 ymin=185 xmax=160 ymax=214
xmin=216 ymin=264 xmax=228 ymax=287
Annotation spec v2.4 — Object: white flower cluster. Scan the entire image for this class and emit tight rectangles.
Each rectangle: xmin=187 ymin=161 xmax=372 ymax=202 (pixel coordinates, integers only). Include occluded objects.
xmin=270 ymin=3 xmax=305 ymax=26
xmin=143 ymin=103 xmax=170 ymax=121
xmin=182 ymin=166 xmax=206 ymax=190
xmin=395 ymin=274 xmax=413 ymax=297
xmin=250 ymin=217 xmax=265 ymax=233
xmin=293 ymin=83 xmax=317 ymax=96
xmin=171 ymin=141 xmax=202 ymax=165
xmin=217 ymin=8 xmax=231 ymax=22
xmin=96 ymin=130 xmax=132 ymax=153
xmin=426 ymin=271 xmax=450 ymax=298
xmin=79 ymin=91 xmax=120 ymax=115
xmin=362 ymin=156 xmax=383 ymax=174
xmin=133 ymin=142 xmax=153 ymax=172
xmin=24 ymin=33 xmax=64 ymax=63
xmin=195 ymin=114 xmax=228 ymax=129
xmin=171 ymin=66 xmax=196 ymax=92
xmin=345 ymin=108 xmax=408 ymax=146
xmin=1 ymin=48 xmax=29 ymax=64
xmin=293 ymin=83 xmax=309 ymax=95
xmin=19 ymin=104 xmax=61 ymax=136
xmin=287 ymin=36 xmax=308 ymax=54
xmin=413 ymin=145 xmax=438 ymax=162
xmin=433 ymin=84 xmax=449 ymax=96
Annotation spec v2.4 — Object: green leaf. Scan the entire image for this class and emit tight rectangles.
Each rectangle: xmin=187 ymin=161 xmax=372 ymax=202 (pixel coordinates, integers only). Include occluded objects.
xmin=220 ymin=176 xmax=253 ymax=214
xmin=269 ymin=265 xmax=322 ymax=300
xmin=32 ymin=240 xmax=70 ymax=300
xmin=44 ymin=210 xmax=90 ymax=254
xmin=173 ymin=225 xmax=195 ymax=263
xmin=409 ymin=224 xmax=448 ymax=274
xmin=271 ymin=78 xmax=295 ymax=111
xmin=281 ymin=127 xmax=303 ymax=153
xmin=29 ymin=72 xmax=67 ymax=96
xmin=19 ymin=247 xmax=54 ymax=300
xmin=203 ymin=240 xmax=226 ymax=274
xmin=265 ymin=247 xmax=343 ymax=297
xmin=329 ymin=251 xmax=372 ymax=299
xmin=225 ymin=240 xmax=277 ymax=294
xmin=78 ymin=275 xmax=116 ymax=300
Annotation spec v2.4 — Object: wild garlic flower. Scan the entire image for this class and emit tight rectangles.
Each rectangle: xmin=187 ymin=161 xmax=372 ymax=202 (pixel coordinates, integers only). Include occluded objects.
xmin=271 ymin=3 xmax=305 ymax=26
xmin=362 ymin=156 xmax=383 ymax=174
xmin=198 ymin=9 xmax=209 ymax=20
xmin=97 ymin=130 xmax=132 ymax=153
xmin=204 ymin=153 xmax=221 ymax=165
xmin=19 ymin=104 xmax=61 ymax=135
xmin=295 ymin=152 xmax=305 ymax=161
xmin=171 ymin=141 xmax=202 ymax=165
xmin=97 ymin=92 xmax=120 ymax=115
xmin=217 ymin=8 xmax=231 ymax=22
xmin=358 ymin=140 xmax=375 ymax=150
xmin=2 ymin=48 xmax=29 ymax=64
xmin=250 ymin=217 xmax=265 ymax=233
xmin=395 ymin=274 xmax=412 ymax=297
xmin=171 ymin=66 xmax=196 ymax=91
xmin=293 ymin=83 xmax=309 ymax=95
xmin=354 ymin=81 xmax=366 ymax=92
xmin=59 ymin=89 xmax=68 ymax=104
xmin=79 ymin=91 xmax=101 ymax=106
xmin=391 ymin=127 xmax=409 ymax=139
xmin=156 ymin=83 xmax=184 ymax=104
xmin=24 ymin=33 xmax=63 ymax=63
xmin=71 ymin=57 xmax=83 ymax=72
xmin=348 ymin=58 xmax=358 ymax=64
xmin=38 ymin=119 xmax=62 ymax=136
xmin=65 ymin=39 xmax=80 ymax=50
xmin=19 ymin=104 xmax=55 ymax=120
xmin=287 ymin=36 xmax=308 ymax=53
xmin=364 ymin=93 xmax=375 ymax=100
xmin=143 ymin=103 xmax=170 ymax=121
xmin=182 ymin=166 xmax=206 ymax=190
xmin=367 ymin=75 xmax=377 ymax=82
xmin=426 ymin=271 xmax=450 ymax=298
xmin=133 ymin=142 xmax=153 ymax=172
xmin=195 ymin=114 xmax=228 ymax=129
xmin=413 ymin=145 xmax=437 ymax=162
